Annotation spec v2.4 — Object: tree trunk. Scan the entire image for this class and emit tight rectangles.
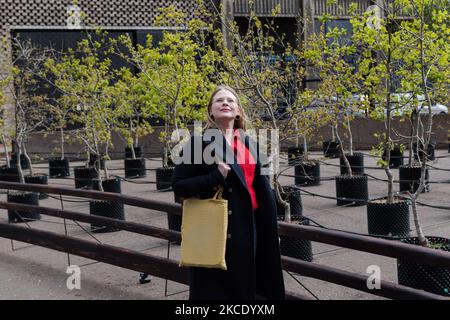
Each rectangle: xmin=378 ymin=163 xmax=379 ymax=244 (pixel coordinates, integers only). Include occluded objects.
xmin=274 ymin=179 xmax=290 ymax=223
xmin=346 ymin=117 xmax=353 ymax=156
xmin=335 ymin=125 xmax=352 ymax=176
xmin=163 ymin=146 xmax=169 ymax=168
xmin=15 ymin=140 xmax=25 ymax=184
xmin=385 ymin=166 xmax=394 ymax=204
xmin=164 ymin=106 xmax=170 ymax=168
xmin=411 ymin=195 xmax=428 ymax=247
xmin=385 ymin=40 xmax=394 ymax=203
xmin=60 ymin=127 xmax=65 ymax=160
xmin=130 ymin=144 xmax=136 ymax=159
xmin=22 ymin=141 xmax=33 ymax=177
xmin=134 ymin=115 xmax=140 ymax=148
xmin=95 ymin=160 xmax=103 ymax=192
xmin=104 ymin=144 xmax=109 ymax=180
xmin=303 ymin=135 xmax=308 ymax=161
xmin=408 ymin=113 xmax=415 ymax=166
xmin=411 ymin=0 xmax=433 ymax=248
xmin=129 ymin=117 xmax=136 ymax=159
xmin=86 ymin=150 xmax=90 ymax=168
xmin=2 ymin=135 xmax=10 ymax=167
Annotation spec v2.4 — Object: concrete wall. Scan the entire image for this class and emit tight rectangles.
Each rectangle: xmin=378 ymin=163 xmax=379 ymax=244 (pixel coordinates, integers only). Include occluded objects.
xmin=26 ymin=114 xmax=450 ymax=160
xmin=300 ymin=114 xmax=450 ymax=151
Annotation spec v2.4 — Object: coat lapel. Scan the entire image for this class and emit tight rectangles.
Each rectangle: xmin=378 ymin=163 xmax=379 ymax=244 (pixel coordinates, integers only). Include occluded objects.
xmin=203 ymin=130 xmax=249 ymax=191
xmin=223 ymin=133 xmax=248 ymax=191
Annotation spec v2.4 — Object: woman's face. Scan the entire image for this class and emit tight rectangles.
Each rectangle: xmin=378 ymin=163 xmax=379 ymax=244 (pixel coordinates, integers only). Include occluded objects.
xmin=210 ymin=89 xmax=240 ymax=123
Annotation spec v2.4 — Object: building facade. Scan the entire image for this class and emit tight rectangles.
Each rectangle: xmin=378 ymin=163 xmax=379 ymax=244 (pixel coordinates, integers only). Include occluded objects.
xmin=1 ymin=0 xmax=378 ymax=64
xmin=0 ymin=0 xmax=220 ymax=128
xmin=0 ymin=0 xmax=377 ymax=126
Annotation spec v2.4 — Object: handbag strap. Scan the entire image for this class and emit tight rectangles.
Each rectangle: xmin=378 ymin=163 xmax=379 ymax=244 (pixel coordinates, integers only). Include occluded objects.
xmin=213 ymin=187 xmax=224 ymax=200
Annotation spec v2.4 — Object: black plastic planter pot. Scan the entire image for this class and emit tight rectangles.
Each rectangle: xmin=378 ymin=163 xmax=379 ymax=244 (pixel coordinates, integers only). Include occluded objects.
xmin=88 ymin=154 xmax=105 ymax=170
xmin=125 ymin=147 xmax=142 ymax=159
xmin=287 ymin=146 xmax=304 ymax=166
xmin=397 ymin=237 xmax=450 ymax=297
xmin=382 ymin=147 xmax=404 ymax=168
xmin=92 ymin=177 xmax=121 ymax=193
xmin=25 ymin=174 xmax=49 ymax=199
xmin=10 ymin=153 xmax=29 ymax=169
xmin=90 ymin=177 xmax=124 ymax=232
xmin=340 ymin=153 xmax=364 ymax=175
xmin=335 ymin=175 xmax=368 ymax=206
xmin=89 ymin=200 xmax=125 ymax=233
xmin=0 ymin=166 xmax=20 ymax=182
xmin=164 ymin=156 xmax=175 ymax=167
xmin=323 ymin=139 xmax=341 ymax=158
xmin=367 ymin=199 xmax=410 ymax=237
xmin=275 ymin=187 xmax=311 ymax=261
xmin=124 ymin=158 xmax=146 ymax=178
xmin=278 ymin=216 xmax=313 ymax=262
xmin=48 ymin=158 xmax=70 ymax=178
xmin=294 ymin=161 xmax=320 ymax=186
xmin=276 ymin=186 xmax=303 ymax=219
xmin=399 ymin=165 xmax=429 ymax=193
xmin=156 ymin=167 xmax=174 ymax=191
xmin=74 ymin=166 xmax=97 ymax=189
xmin=413 ymin=141 xmax=436 ymax=161
xmin=7 ymin=192 xmax=40 ymax=223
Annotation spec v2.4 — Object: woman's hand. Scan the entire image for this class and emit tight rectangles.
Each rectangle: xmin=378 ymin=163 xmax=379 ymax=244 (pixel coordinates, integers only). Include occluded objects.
xmin=218 ymin=162 xmax=231 ymax=178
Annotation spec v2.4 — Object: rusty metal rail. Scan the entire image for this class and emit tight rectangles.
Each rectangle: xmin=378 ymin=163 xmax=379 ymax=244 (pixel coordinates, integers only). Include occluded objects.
xmin=0 ymin=182 xmax=306 ymax=300
xmin=0 ymin=201 xmax=180 ymax=243
xmin=0 ymin=181 xmax=449 ymax=299
xmin=0 ymin=221 xmax=189 ymax=284
xmin=281 ymin=256 xmax=444 ymax=300
xmin=278 ymin=222 xmax=450 ymax=270
xmin=0 ymin=181 xmax=182 ymax=215
xmin=0 ymin=220 xmax=307 ymax=300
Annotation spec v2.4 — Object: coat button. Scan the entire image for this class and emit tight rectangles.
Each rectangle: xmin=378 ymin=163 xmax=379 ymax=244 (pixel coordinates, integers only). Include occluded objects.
xmin=228 ymin=210 xmax=232 ymax=215
xmin=227 ymin=234 xmax=231 ymax=239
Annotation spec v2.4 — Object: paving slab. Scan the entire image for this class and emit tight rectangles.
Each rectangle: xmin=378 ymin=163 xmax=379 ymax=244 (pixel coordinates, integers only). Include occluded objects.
xmin=0 ymin=149 xmax=449 ymax=300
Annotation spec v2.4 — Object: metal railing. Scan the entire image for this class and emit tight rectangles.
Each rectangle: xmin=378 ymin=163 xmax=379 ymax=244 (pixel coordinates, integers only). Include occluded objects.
xmin=232 ymin=1 xmax=381 ymax=19
xmin=313 ymin=0 xmax=372 ymax=17
xmin=233 ymin=0 xmax=300 ymax=17
xmin=0 ymin=181 xmax=449 ymax=300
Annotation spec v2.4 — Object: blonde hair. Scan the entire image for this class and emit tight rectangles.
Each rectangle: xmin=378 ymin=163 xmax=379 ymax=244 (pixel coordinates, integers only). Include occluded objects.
xmin=206 ymin=85 xmax=247 ymax=130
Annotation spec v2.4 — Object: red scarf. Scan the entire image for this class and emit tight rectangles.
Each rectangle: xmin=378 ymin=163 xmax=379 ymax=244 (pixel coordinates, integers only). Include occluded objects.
xmin=232 ymin=130 xmax=258 ymax=211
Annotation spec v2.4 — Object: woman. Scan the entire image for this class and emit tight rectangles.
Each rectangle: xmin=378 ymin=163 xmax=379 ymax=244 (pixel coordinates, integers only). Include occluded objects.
xmin=172 ymin=85 xmax=285 ymax=300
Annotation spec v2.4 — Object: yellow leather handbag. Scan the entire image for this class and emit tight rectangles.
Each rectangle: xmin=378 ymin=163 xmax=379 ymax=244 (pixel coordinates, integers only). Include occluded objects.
xmin=179 ymin=187 xmax=228 ymax=270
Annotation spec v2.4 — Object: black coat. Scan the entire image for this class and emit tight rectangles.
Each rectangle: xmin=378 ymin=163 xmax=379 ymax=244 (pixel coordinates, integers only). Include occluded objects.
xmin=172 ymin=132 xmax=285 ymax=300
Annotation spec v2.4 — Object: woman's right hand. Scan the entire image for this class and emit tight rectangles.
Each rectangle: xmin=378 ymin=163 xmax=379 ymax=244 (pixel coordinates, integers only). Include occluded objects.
xmin=218 ymin=162 xmax=231 ymax=178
